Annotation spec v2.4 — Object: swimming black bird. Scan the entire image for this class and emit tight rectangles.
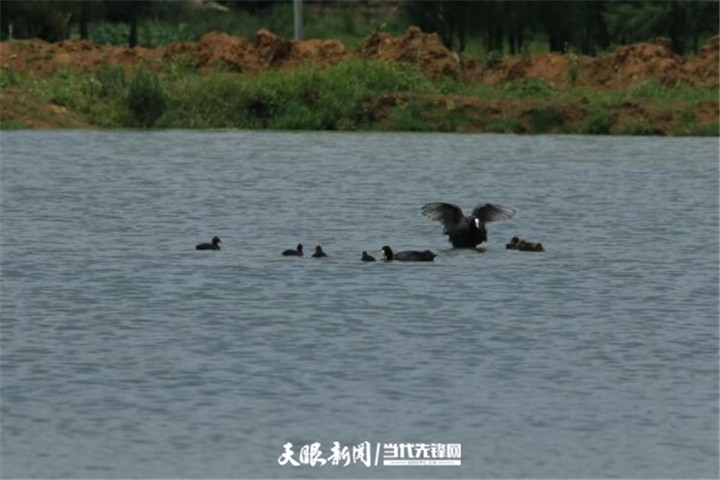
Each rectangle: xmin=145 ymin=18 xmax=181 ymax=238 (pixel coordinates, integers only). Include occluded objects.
xmin=506 ymin=236 xmax=544 ymax=252
xmin=282 ymin=243 xmax=303 ymax=256
xmin=422 ymin=202 xmax=516 ymax=248
xmin=196 ymin=236 xmax=221 ymax=250
xmin=506 ymin=236 xmax=521 ymax=250
xmin=361 ymin=251 xmax=376 ymax=262
xmin=381 ymin=246 xmax=436 ymax=262
xmin=517 ymin=240 xmax=545 ymax=252
xmin=312 ymin=245 xmax=327 ymax=258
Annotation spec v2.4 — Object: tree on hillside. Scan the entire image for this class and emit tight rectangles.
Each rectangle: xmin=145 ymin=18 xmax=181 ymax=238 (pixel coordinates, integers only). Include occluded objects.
xmin=403 ymin=0 xmax=716 ymax=56
xmin=504 ymin=1 xmax=532 ymax=55
xmin=533 ymin=1 xmax=577 ymax=53
xmin=577 ymin=1 xmax=611 ymax=55
xmin=404 ymin=1 xmax=471 ymax=52
xmin=77 ymin=0 xmax=90 ymax=40
xmin=103 ymin=0 xmax=154 ymax=47
xmin=225 ymin=0 xmax=284 ymax=13
xmin=475 ymin=1 xmax=503 ymax=53
xmin=0 ymin=1 xmax=72 ymax=42
xmin=63 ymin=0 xmax=98 ymax=41
xmin=533 ymin=1 xmax=611 ymax=55
xmin=604 ymin=0 xmax=717 ymax=54
xmin=405 ymin=1 xmax=605 ymax=55
xmin=684 ymin=1 xmax=720 ymax=52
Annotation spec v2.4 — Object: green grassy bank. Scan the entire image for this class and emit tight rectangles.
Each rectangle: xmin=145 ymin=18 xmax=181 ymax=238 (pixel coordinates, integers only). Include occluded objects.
xmin=1 ymin=59 xmax=717 ymax=135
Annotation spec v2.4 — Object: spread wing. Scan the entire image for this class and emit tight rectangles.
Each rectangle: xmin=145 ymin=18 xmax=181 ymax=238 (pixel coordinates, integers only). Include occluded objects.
xmin=421 ymin=202 xmax=465 ymax=228
xmin=471 ymin=203 xmax=516 ymax=223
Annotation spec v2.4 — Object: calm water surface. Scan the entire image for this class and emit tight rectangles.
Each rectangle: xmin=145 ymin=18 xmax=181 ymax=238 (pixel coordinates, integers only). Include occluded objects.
xmin=1 ymin=131 xmax=718 ymax=478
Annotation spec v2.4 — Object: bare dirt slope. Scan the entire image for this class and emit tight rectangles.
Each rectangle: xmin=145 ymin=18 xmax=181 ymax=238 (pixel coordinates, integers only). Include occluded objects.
xmin=1 ymin=27 xmax=717 ymax=88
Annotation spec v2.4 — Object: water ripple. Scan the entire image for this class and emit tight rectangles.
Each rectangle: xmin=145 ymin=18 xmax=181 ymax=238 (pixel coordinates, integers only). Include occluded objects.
xmin=1 ymin=131 xmax=717 ymax=478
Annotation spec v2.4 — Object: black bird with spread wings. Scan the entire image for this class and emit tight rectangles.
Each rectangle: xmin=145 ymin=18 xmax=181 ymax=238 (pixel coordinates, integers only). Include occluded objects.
xmin=421 ymin=202 xmax=516 ymax=248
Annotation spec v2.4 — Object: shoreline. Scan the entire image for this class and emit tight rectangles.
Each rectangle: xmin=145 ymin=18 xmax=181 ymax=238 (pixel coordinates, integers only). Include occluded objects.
xmin=1 ymin=28 xmax=718 ymax=135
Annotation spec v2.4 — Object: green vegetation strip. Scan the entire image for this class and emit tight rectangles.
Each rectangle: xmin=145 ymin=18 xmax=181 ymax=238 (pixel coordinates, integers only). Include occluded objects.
xmin=1 ymin=60 xmax=717 ymax=135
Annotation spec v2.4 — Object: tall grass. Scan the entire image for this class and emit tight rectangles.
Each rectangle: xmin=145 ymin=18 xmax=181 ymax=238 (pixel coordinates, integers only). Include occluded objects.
xmin=3 ymin=59 xmax=716 ymax=135
xmin=0 ymin=68 xmax=18 ymax=88
xmin=161 ymin=59 xmax=435 ymax=129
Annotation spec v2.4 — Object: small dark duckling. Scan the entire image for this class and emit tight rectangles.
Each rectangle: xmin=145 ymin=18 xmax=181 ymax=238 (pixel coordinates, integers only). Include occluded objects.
xmin=311 ymin=245 xmax=327 ymax=258
xmin=196 ymin=236 xmax=221 ymax=250
xmin=506 ymin=236 xmax=522 ymax=250
xmin=518 ymin=240 xmax=545 ymax=252
xmin=361 ymin=251 xmax=376 ymax=262
xmin=282 ymin=243 xmax=303 ymax=256
xmin=381 ymin=246 xmax=436 ymax=262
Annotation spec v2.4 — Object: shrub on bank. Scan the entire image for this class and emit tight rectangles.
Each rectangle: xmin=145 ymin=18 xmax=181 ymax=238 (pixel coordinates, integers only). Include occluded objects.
xmin=582 ymin=111 xmax=614 ymax=134
xmin=85 ymin=65 xmax=126 ymax=98
xmin=160 ymin=59 xmax=435 ymax=130
xmin=127 ymin=70 xmax=167 ymax=127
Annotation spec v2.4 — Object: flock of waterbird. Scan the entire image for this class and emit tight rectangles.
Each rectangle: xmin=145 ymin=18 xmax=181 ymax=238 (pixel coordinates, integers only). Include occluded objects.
xmin=195 ymin=201 xmax=545 ymax=260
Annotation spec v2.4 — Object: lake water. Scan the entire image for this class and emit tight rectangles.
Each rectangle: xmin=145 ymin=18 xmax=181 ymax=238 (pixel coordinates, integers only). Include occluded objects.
xmin=1 ymin=131 xmax=718 ymax=478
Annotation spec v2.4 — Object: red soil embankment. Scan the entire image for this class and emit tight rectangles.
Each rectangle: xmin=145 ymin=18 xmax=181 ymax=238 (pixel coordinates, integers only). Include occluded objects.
xmin=1 ymin=27 xmax=717 ymax=88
